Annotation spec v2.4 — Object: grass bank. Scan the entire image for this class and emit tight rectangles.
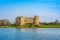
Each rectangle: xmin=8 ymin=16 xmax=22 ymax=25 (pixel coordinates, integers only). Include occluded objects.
xmin=0 ymin=24 xmax=60 ymax=28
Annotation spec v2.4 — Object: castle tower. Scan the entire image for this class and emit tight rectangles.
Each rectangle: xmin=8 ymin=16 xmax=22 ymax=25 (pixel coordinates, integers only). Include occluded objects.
xmin=20 ymin=16 xmax=25 ymax=25
xmin=34 ymin=16 xmax=40 ymax=25
xmin=16 ymin=16 xmax=25 ymax=25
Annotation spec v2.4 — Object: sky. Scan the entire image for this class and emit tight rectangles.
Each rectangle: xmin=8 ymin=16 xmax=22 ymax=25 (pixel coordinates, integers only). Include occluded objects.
xmin=0 ymin=0 xmax=60 ymax=22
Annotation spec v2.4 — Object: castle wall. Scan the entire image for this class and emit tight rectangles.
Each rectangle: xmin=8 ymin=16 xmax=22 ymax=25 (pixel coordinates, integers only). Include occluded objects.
xmin=24 ymin=18 xmax=33 ymax=23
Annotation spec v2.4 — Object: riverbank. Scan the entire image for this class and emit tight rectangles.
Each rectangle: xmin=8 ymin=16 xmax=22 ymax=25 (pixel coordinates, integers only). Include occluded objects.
xmin=0 ymin=24 xmax=60 ymax=28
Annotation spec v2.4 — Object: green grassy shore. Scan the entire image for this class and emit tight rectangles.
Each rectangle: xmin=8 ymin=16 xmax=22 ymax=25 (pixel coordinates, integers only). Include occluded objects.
xmin=0 ymin=23 xmax=60 ymax=28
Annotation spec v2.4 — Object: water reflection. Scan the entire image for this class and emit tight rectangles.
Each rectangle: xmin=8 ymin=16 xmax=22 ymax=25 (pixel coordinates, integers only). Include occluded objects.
xmin=20 ymin=28 xmax=36 ymax=32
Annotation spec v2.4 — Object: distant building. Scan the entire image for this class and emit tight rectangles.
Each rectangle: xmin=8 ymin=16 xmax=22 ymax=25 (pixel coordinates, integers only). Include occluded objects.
xmin=15 ymin=16 xmax=40 ymax=25
xmin=54 ymin=20 xmax=59 ymax=24
xmin=0 ymin=19 xmax=10 ymax=26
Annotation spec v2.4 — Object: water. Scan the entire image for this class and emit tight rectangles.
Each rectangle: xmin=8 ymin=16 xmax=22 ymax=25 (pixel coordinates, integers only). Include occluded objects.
xmin=0 ymin=28 xmax=60 ymax=40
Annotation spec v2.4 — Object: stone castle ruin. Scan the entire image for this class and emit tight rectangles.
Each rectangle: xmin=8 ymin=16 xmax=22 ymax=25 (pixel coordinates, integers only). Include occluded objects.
xmin=16 ymin=16 xmax=40 ymax=25
xmin=0 ymin=19 xmax=10 ymax=26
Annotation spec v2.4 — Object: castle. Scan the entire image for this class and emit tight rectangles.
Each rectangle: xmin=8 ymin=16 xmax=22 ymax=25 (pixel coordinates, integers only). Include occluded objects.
xmin=16 ymin=16 xmax=40 ymax=25
xmin=0 ymin=19 xmax=10 ymax=26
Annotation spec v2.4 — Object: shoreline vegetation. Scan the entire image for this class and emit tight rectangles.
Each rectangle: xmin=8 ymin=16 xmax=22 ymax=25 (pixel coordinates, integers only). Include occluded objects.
xmin=0 ymin=17 xmax=60 ymax=28
xmin=0 ymin=23 xmax=60 ymax=28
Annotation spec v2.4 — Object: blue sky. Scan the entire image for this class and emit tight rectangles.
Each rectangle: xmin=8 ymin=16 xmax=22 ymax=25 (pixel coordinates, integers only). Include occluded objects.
xmin=0 ymin=0 xmax=60 ymax=22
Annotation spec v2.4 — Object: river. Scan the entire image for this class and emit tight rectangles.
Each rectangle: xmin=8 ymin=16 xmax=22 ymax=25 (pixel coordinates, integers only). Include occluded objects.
xmin=0 ymin=28 xmax=60 ymax=40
